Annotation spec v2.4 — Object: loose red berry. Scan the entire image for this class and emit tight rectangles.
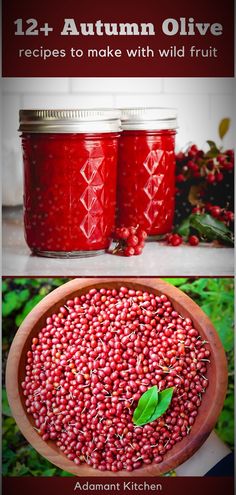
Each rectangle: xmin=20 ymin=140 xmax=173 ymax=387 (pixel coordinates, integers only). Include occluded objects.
xmin=223 ymin=161 xmax=234 ymax=171
xmin=171 ymin=238 xmax=182 ymax=246
xmin=204 ymin=203 xmax=213 ymax=212
xmin=210 ymin=206 xmax=222 ymax=218
xmin=176 ymin=151 xmax=185 ymax=161
xmin=124 ymin=246 xmax=135 ymax=256
xmin=114 ymin=227 xmax=122 ymax=238
xmin=215 ymin=172 xmax=224 ymax=182
xmin=196 ymin=150 xmax=204 ymax=159
xmin=118 ymin=227 xmax=130 ymax=240
xmin=217 ymin=154 xmax=226 ymax=165
xmin=137 ymin=228 xmax=148 ymax=241
xmin=176 ymin=174 xmax=185 ymax=183
xmin=188 ymin=145 xmax=198 ymax=158
xmin=127 ymin=235 xmax=139 ymax=247
xmin=188 ymin=161 xmax=199 ymax=172
xmin=225 ymin=149 xmax=234 ymax=160
xmin=139 ymin=240 xmax=145 ymax=249
xmin=224 ymin=211 xmax=234 ymax=222
xmin=170 ymin=234 xmax=183 ymax=246
xmin=134 ymin=245 xmax=143 ymax=255
xmin=129 ymin=226 xmax=138 ymax=236
xmin=206 ymin=159 xmax=214 ymax=171
xmin=207 ymin=173 xmax=215 ymax=184
xmin=166 ymin=233 xmax=174 ymax=243
xmin=187 ymin=160 xmax=196 ymax=170
xmin=192 ymin=206 xmax=202 ymax=214
xmin=188 ymin=235 xmax=200 ymax=246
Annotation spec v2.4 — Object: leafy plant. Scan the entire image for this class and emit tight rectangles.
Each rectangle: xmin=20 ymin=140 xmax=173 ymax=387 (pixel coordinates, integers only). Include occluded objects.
xmin=177 ymin=213 xmax=234 ymax=245
xmin=2 ymin=278 xmax=73 ymax=477
xmin=167 ymin=278 xmax=234 ymax=448
xmin=174 ymin=119 xmax=234 ymax=233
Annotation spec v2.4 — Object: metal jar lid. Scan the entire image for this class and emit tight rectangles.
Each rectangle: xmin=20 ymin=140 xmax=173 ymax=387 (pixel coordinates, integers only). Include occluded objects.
xmin=19 ymin=109 xmax=121 ymax=133
xmin=120 ymin=107 xmax=178 ymax=131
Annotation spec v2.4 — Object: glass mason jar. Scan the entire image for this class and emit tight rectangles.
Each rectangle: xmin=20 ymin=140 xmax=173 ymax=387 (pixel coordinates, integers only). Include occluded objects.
xmin=19 ymin=109 xmax=121 ymax=257
xmin=117 ymin=108 xmax=178 ymax=237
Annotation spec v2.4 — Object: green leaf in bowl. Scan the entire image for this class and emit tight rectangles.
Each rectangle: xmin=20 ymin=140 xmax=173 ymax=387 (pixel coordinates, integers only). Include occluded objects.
xmin=133 ymin=386 xmax=175 ymax=426
xmin=133 ymin=385 xmax=158 ymax=426
xmin=148 ymin=387 xmax=175 ymax=423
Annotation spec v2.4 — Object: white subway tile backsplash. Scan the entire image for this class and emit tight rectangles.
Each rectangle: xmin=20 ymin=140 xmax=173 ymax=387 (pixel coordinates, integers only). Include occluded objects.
xmin=21 ymin=93 xmax=115 ymax=109
xmin=2 ymin=94 xmax=21 ymax=140
xmin=2 ymin=78 xmax=69 ymax=93
xmin=209 ymin=94 xmax=235 ymax=148
xmin=2 ymin=94 xmax=23 ymax=206
xmin=71 ymin=78 xmax=163 ymax=93
xmin=163 ymin=78 xmax=235 ymax=95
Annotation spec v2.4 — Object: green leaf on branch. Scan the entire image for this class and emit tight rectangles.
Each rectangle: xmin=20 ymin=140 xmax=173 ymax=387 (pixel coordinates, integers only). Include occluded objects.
xmin=132 ymin=386 xmax=174 ymax=426
xmin=190 ymin=214 xmax=234 ymax=245
xmin=177 ymin=217 xmax=191 ymax=239
xmin=205 ymin=140 xmax=220 ymax=158
xmin=177 ymin=213 xmax=233 ymax=245
xmin=219 ymin=118 xmax=230 ymax=140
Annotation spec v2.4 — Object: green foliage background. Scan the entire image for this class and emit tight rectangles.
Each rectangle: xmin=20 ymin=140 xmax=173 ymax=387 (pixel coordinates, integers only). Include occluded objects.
xmin=2 ymin=277 xmax=234 ymax=477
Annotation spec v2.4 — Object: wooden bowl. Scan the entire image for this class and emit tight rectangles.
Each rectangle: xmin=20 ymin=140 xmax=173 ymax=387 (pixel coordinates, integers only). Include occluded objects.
xmin=6 ymin=278 xmax=228 ymax=477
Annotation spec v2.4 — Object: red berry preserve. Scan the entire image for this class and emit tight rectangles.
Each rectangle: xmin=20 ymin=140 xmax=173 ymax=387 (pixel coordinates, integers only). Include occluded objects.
xmin=117 ymin=108 xmax=178 ymax=237
xmin=19 ymin=109 xmax=121 ymax=257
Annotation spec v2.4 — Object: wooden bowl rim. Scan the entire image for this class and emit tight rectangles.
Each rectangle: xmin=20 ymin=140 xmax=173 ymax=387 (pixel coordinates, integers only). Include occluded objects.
xmin=6 ymin=277 xmax=228 ymax=477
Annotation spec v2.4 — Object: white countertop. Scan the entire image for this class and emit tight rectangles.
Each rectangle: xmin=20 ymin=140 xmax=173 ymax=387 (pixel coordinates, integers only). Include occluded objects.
xmin=2 ymin=208 xmax=234 ymax=277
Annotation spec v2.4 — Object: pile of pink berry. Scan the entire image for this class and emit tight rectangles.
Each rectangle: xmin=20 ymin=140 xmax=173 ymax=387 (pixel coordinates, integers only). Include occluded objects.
xmin=22 ymin=286 xmax=210 ymax=472
xmin=111 ymin=226 xmax=148 ymax=256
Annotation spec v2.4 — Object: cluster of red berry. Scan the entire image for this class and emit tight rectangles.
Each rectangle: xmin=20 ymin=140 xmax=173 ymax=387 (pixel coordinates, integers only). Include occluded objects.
xmin=112 ymin=226 xmax=148 ymax=256
xmin=193 ymin=204 xmax=234 ymax=224
xmin=176 ymin=145 xmax=234 ymax=184
xmin=166 ymin=233 xmax=199 ymax=247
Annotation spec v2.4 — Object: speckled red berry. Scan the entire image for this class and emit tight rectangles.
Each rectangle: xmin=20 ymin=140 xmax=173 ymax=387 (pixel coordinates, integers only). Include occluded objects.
xmin=188 ymin=235 xmax=200 ymax=246
xmin=124 ymin=246 xmax=135 ymax=256
xmin=207 ymin=174 xmax=215 ymax=184
xmin=210 ymin=206 xmax=222 ymax=218
xmin=169 ymin=234 xmax=183 ymax=246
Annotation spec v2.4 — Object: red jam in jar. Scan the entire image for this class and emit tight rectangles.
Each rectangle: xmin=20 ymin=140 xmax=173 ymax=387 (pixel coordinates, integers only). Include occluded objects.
xmin=19 ymin=109 xmax=121 ymax=257
xmin=117 ymin=108 xmax=177 ymax=237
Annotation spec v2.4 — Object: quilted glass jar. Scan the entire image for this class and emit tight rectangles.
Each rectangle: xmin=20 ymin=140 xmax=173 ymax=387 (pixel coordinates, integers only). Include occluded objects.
xmin=117 ymin=108 xmax=177 ymax=237
xmin=19 ymin=109 xmax=121 ymax=257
